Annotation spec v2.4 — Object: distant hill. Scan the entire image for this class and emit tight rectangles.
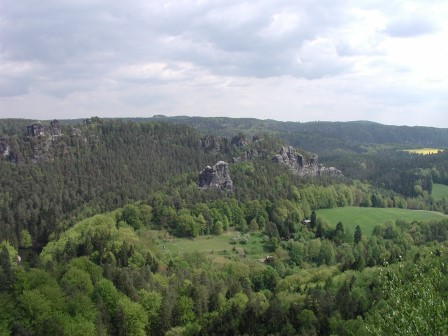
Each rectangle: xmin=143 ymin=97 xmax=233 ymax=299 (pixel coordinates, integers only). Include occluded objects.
xmin=142 ymin=116 xmax=448 ymax=153
xmin=4 ymin=116 xmax=448 ymax=153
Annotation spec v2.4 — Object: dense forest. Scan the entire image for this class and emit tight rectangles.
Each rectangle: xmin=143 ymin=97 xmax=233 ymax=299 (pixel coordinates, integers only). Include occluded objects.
xmin=146 ymin=116 xmax=448 ymax=197
xmin=0 ymin=119 xmax=223 ymax=246
xmin=1 ymin=117 xmax=448 ymax=335
xmin=144 ymin=116 xmax=448 ymax=151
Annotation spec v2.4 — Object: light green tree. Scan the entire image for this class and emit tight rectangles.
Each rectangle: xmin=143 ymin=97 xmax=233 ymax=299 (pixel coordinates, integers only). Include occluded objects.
xmin=118 ymin=297 xmax=148 ymax=336
xmin=20 ymin=229 xmax=32 ymax=248
xmin=365 ymin=261 xmax=448 ymax=335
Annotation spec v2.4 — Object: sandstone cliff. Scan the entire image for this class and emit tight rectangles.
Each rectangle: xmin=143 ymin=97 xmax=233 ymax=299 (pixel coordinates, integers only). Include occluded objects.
xmin=272 ymin=146 xmax=342 ymax=177
xmin=198 ymin=161 xmax=233 ymax=190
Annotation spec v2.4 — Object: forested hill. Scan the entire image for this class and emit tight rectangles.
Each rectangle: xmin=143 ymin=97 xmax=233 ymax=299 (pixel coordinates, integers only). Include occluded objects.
xmin=1 ymin=118 xmax=332 ymax=247
xmin=5 ymin=117 xmax=447 ymax=153
xmin=0 ymin=119 xmax=228 ymax=246
xmin=143 ymin=116 xmax=448 ymax=153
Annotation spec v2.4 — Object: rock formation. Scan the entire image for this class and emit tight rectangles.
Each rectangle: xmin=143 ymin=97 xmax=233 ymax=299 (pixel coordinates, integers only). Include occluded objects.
xmin=231 ymin=134 xmax=250 ymax=147
xmin=233 ymin=148 xmax=260 ymax=163
xmin=272 ymin=146 xmax=342 ymax=177
xmin=27 ymin=120 xmax=61 ymax=137
xmin=70 ymin=128 xmax=82 ymax=137
xmin=0 ymin=137 xmax=10 ymax=157
xmin=27 ymin=122 xmax=45 ymax=137
xmin=199 ymin=161 xmax=233 ymax=190
xmin=50 ymin=119 xmax=61 ymax=136
xmin=201 ymin=134 xmax=261 ymax=155
xmin=200 ymin=135 xmax=229 ymax=153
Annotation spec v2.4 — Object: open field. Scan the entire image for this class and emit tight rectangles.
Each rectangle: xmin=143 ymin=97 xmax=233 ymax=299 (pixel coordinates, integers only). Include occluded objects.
xmin=316 ymin=206 xmax=448 ymax=237
xmin=151 ymin=229 xmax=269 ymax=262
xmin=433 ymin=184 xmax=448 ymax=201
xmin=403 ymin=148 xmax=444 ymax=155
xmin=144 ymin=206 xmax=448 ymax=259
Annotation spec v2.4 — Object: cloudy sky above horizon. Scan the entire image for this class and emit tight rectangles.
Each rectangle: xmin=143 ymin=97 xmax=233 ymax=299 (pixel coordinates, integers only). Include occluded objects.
xmin=1 ymin=0 xmax=447 ymax=127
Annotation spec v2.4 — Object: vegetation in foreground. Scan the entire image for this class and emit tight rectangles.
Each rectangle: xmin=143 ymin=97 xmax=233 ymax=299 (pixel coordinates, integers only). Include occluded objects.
xmin=2 ymin=203 xmax=448 ymax=335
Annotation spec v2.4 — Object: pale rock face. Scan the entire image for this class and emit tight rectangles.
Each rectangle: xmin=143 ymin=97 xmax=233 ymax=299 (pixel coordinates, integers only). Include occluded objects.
xmin=0 ymin=137 xmax=9 ymax=157
xmin=27 ymin=123 xmax=45 ymax=137
xmin=199 ymin=161 xmax=233 ymax=190
xmin=272 ymin=147 xmax=343 ymax=177
xmin=50 ymin=120 xmax=61 ymax=136
xmin=199 ymin=135 xmax=228 ymax=153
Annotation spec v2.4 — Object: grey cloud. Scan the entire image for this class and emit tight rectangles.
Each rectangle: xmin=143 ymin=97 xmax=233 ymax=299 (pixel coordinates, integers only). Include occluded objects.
xmin=1 ymin=0 xmax=447 ymax=128
xmin=0 ymin=0 xmax=355 ymax=96
xmin=0 ymin=79 xmax=30 ymax=97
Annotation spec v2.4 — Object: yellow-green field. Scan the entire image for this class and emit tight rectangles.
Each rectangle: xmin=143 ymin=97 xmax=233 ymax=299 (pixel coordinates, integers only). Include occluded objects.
xmin=403 ymin=148 xmax=444 ymax=155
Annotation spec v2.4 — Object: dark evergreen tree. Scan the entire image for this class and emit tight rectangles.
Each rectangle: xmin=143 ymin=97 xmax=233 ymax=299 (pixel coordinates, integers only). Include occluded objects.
xmin=354 ymin=225 xmax=363 ymax=244
xmin=310 ymin=210 xmax=317 ymax=229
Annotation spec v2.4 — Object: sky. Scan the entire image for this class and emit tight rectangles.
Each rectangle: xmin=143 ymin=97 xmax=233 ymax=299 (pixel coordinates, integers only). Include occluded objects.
xmin=1 ymin=0 xmax=447 ymax=127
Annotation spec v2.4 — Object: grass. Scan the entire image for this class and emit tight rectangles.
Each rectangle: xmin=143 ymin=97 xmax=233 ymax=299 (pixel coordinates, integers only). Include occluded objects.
xmin=152 ymin=229 xmax=269 ymax=262
xmin=403 ymin=148 xmax=444 ymax=155
xmin=316 ymin=206 xmax=447 ymax=237
xmin=433 ymin=184 xmax=448 ymax=201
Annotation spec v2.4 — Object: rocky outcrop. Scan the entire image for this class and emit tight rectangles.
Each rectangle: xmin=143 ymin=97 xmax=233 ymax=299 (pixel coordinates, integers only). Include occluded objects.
xmin=233 ymin=148 xmax=260 ymax=163
xmin=27 ymin=120 xmax=61 ymax=137
xmin=70 ymin=128 xmax=82 ymax=137
xmin=231 ymin=134 xmax=250 ymax=147
xmin=199 ymin=161 xmax=233 ymax=190
xmin=201 ymin=134 xmax=262 ymax=156
xmin=232 ymin=135 xmax=265 ymax=162
xmin=50 ymin=120 xmax=61 ymax=136
xmin=272 ymin=146 xmax=342 ymax=177
xmin=0 ymin=137 xmax=10 ymax=157
xmin=200 ymin=135 xmax=229 ymax=153
xmin=27 ymin=122 xmax=45 ymax=137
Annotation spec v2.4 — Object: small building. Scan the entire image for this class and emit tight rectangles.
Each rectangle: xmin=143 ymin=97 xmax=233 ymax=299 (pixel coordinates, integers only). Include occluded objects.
xmin=258 ymin=256 xmax=273 ymax=263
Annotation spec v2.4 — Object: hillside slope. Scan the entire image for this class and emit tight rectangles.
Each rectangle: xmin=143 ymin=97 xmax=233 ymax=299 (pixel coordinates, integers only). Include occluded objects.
xmin=0 ymin=120 xmax=223 ymax=245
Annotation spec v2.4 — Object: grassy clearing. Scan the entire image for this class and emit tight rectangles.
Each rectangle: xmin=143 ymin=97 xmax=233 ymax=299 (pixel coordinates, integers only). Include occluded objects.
xmin=316 ymin=206 xmax=447 ymax=237
xmin=403 ymin=148 xmax=444 ymax=155
xmin=433 ymin=184 xmax=448 ymax=201
xmin=150 ymin=229 xmax=269 ymax=262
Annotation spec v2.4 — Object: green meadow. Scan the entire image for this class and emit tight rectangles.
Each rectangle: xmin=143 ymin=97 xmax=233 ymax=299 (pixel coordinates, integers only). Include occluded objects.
xmin=433 ymin=184 xmax=448 ymax=201
xmin=316 ymin=206 xmax=447 ymax=237
xmin=152 ymin=230 xmax=269 ymax=262
xmin=147 ymin=206 xmax=448 ymax=260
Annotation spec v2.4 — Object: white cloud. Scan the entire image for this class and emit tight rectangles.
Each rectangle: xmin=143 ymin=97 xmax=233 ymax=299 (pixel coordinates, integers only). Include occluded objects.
xmin=258 ymin=12 xmax=301 ymax=39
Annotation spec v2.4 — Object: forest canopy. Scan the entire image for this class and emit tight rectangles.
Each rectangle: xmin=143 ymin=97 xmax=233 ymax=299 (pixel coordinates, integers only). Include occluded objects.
xmin=1 ymin=117 xmax=448 ymax=335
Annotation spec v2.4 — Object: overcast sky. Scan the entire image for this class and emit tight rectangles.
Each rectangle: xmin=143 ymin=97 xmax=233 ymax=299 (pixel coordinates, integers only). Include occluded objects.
xmin=1 ymin=0 xmax=447 ymax=127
